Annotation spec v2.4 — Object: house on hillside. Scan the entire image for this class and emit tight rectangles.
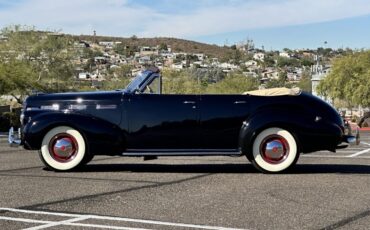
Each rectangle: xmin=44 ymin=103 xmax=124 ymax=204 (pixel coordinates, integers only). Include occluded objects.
xmin=245 ymin=60 xmax=258 ymax=67
xmin=171 ymin=63 xmax=185 ymax=70
xmin=194 ymin=53 xmax=205 ymax=61
xmin=253 ymin=52 xmax=265 ymax=61
xmin=78 ymin=72 xmax=91 ymax=80
xmin=140 ymin=47 xmax=158 ymax=56
xmin=262 ymin=69 xmax=279 ymax=80
xmin=138 ymin=56 xmax=152 ymax=65
xmin=279 ymin=51 xmax=291 ymax=58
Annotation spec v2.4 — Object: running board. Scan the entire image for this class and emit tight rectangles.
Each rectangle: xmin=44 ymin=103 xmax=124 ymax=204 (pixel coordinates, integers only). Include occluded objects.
xmin=122 ymin=149 xmax=241 ymax=157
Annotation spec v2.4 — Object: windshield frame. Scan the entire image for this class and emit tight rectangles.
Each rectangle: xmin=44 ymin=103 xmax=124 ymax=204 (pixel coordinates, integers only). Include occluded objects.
xmin=124 ymin=70 xmax=161 ymax=94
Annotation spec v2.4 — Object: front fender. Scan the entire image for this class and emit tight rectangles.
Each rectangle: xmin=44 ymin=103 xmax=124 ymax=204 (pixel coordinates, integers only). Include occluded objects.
xmin=23 ymin=112 xmax=125 ymax=155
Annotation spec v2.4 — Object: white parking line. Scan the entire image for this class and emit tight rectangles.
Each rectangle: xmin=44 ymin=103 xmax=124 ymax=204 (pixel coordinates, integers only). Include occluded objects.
xmin=0 ymin=208 xmax=246 ymax=230
xmin=24 ymin=216 xmax=90 ymax=230
xmin=0 ymin=216 xmax=150 ymax=230
xmin=0 ymin=216 xmax=49 ymax=224
xmin=302 ymin=155 xmax=370 ymax=159
xmin=362 ymin=142 xmax=370 ymax=146
xmin=347 ymin=148 xmax=370 ymax=158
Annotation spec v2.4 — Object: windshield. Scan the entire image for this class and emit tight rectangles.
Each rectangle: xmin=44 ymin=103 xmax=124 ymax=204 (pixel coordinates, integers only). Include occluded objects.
xmin=124 ymin=71 xmax=150 ymax=93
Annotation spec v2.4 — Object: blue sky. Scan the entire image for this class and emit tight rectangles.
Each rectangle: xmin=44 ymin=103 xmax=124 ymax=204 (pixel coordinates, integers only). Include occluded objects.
xmin=0 ymin=0 xmax=370 ymax=50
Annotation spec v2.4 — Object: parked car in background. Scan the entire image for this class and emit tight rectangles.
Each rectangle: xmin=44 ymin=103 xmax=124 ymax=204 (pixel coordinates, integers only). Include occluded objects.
xmin=9 ymin=67 xmax=359 ymax=173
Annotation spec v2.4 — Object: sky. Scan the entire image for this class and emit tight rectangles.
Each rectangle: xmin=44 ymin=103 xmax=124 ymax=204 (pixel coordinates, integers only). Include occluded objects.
xmin=0 ymin=0 xmax=370 ymax=50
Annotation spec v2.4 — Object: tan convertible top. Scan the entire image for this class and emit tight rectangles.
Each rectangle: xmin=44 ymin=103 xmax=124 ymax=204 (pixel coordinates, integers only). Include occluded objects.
xmin=243 ymin=87 xmax=301 ymax=96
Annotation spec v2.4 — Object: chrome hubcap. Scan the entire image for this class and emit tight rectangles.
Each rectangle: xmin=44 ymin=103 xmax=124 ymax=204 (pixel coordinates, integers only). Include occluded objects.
xmin=49 ymin=134 xmax=78 ymax=163
xmin=260 ymin=135 xmax=289 ymax=164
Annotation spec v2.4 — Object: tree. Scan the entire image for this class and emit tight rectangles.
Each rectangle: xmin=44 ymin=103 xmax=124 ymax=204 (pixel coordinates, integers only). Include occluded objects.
xmin=317 ymin=51 xmax=370 ymax=107
xmin=263 ymin=56 xmax=276 ymax=67
xmin=162 ymin=69 xmax=199 ymax=94
xmin=0 ymin=26 xmax=77 ymax=102
xmin=277 ymin=57 xmax=300 ymax=68
xmin=297 ymin=70 xmax=312 ymax=93
xmin=112 ymin=65 xmax=133 ymax=79
xmin=205 ymin=73 xmax=258 ymax=94
xmin=300 ymin=57 xmax=314 ymax=67
xmin=159 ymin=43 xmax=168 ymax=51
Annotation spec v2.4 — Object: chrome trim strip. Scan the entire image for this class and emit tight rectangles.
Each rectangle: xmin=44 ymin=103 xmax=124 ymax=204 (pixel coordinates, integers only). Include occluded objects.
xmin=69 ymin=104 xmax=87 ymax=110
xmin=26 ymin=107 xmax=42 ymax=111
xmin=40 ymin=104 xmax=59 ymax=111
xmin=123 ymin=152 xmax=241 ymax=156
xmin=123 ymin=149 xmax=241 ymax=156
xmin=126 ymin=148 xmax=239 ymax=152
xmin=96 ymin=104 xmax=117 ymax=110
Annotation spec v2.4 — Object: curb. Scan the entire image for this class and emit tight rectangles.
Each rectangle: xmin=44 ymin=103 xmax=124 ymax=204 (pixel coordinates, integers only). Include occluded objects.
xmin=360 ymin=127 xmax=370 ymax=131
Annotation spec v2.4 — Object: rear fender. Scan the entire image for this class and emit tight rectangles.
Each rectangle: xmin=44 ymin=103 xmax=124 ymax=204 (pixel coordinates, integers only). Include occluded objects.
xmin=23 ymin=112 xmax=125 ymax=155
xmin=239 ymin=110 xmax=306 ymax=158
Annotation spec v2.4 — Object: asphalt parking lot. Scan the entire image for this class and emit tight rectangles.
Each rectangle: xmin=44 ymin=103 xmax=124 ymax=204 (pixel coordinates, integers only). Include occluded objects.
xmin=0 ymin=131 xmax=370 ymax=230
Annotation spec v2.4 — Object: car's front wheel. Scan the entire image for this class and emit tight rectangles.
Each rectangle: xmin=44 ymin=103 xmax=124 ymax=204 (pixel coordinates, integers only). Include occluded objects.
xmin=39 ymin=126 xmax=88 ymax=171
xmin=250 ymin=127 xmax=299 ymax=173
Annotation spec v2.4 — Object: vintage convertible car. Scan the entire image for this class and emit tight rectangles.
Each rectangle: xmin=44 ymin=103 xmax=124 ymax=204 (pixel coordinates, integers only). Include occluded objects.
xmin=9 ymin=67 xmax=359 ymax=173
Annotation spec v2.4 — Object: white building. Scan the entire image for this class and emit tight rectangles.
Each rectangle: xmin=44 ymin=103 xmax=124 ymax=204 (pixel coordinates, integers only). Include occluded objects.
xmin=311 ymin=64 xmax=332 ymax=103
xmin=279 ymin=51 xmax=291 ymax=58
xmin=253 ymin=52 xmax=265 ymax=61
xmin=194 ymin=53 xmax=205 ymax=61
xmin=245 ymin=60 xmax=258 ymax=67
xmin=78 ymin=72 xmax=91 ymax=79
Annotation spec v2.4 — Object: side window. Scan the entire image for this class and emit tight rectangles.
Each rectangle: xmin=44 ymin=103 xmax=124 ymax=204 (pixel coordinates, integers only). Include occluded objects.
xmin=143 ymin=76 xmax=161 ymax=94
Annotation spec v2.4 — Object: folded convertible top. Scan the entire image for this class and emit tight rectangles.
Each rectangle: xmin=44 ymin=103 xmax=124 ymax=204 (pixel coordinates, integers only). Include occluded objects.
xmin=243 ymin=87 xmax=301 ymax=96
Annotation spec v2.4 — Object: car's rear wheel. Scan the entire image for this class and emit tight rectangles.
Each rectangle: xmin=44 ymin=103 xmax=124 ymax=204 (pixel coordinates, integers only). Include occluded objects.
xmin=39 ymin=126 xmax=89 ymax=171
xmin=250 ymin=127 xmax=299 ymax=173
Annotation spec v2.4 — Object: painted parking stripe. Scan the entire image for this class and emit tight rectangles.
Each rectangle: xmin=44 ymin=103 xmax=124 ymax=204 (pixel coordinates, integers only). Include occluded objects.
xmin=302 ymin=155 xmax=370 ymax=159
xmin=0 ymin=208 xmax=246 ymax=230
xmin=362 ymin=142 xmax=370 ymax=146
xmin=24 ymin=216 xmax=90 ymax=230
xmin=0 ymin=216 xmax=150 ymax=230
xmin=0 ymin=216 xmax=50 ymax=224
xmin=347 ymin=148 xmax=370 ymax=158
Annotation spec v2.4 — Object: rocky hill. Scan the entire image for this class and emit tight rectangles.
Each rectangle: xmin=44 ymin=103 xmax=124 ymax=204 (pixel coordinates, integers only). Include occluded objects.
xmin=76 ymin=35 xmax=232 ymax=60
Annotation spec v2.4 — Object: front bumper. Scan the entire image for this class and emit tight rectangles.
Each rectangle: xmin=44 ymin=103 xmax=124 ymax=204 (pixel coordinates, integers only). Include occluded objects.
xmin=8 ymin=127 xmax=22 ymax=147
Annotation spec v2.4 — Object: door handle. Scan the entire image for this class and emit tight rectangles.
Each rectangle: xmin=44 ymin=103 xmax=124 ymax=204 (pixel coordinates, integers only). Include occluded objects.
xmin=183 ymin=101 xmax=196 ymax=104
xmin=234 ymin=101 xmax=246 ymax=104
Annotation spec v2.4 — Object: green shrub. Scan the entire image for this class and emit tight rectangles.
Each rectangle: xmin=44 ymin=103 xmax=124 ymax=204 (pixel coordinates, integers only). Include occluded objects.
xmin=0 ymin=112 xmax=20 ymax=131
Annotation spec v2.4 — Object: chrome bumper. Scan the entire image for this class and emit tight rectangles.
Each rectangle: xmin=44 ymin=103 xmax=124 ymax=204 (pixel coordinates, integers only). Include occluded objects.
xmin=337 ymin=134 xmax=360 ymax=149
xmin=344 ymin=135 xmax=358 ymax=146
xmin=8 ymin=127 xmax=22 ymax=147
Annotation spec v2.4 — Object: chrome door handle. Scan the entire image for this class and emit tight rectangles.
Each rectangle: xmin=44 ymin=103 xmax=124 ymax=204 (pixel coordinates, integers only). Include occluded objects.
xmin=183 ymin=101 xmax=196 ymax=104
xmin=234 ymin=101 xmax=246 ymax=104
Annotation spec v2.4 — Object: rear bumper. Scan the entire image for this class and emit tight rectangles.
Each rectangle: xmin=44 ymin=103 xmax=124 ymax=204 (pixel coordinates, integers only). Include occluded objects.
xmin=343 ymin=135 xmax=358 ymax=145
xmin=337 ymin=134 xmax=360 ymax=149
xmin=8 ymin=127 xmax=22 ymax=147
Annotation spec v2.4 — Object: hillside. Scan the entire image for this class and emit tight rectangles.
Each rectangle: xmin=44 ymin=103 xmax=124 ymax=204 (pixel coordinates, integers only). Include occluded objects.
xmin=76 ymin=35 xmax=232 ymax=60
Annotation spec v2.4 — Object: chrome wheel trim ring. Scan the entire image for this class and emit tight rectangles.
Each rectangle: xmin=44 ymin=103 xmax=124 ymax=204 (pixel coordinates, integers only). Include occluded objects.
xmin=260 ymin=135 xmax=290 ymax=164
xmin=48 ymin=133 xmax=79 ymax=163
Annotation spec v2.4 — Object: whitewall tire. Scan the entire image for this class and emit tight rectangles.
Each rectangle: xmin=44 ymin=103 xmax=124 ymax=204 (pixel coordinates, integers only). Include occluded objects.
xmin=39 ymin=126 xmax=87 ymax=171
xmin=251 ymin=127 xmax=299 ymax=173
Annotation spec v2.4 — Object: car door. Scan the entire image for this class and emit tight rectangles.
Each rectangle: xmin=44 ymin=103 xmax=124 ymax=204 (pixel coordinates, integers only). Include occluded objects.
xmin=199 ymin=95 xmax=250 ymax=149
xmin=125 ymin=93 xmax=200 ymax=149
